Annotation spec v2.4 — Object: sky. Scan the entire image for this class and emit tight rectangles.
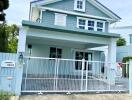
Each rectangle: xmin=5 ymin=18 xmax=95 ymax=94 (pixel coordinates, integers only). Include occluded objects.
xmin=5 ymin=0 xmax=132 ymax=27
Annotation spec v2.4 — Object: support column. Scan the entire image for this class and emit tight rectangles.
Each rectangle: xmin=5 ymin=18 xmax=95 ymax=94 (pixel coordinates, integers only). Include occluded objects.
xmin=15 ymin=27 xmax=27 ymax=96
xmin=129 ymin=59 xmax=132 ymax=94
xmin=107 ymin=38 xmax=117 ymax=85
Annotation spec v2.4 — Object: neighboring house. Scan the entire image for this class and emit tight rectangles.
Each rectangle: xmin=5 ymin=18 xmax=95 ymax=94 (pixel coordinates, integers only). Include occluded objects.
xmin=110 ymin=26 xmax=132 ymax=62
xmin=17 ymin=0 xmax=122 ymax=94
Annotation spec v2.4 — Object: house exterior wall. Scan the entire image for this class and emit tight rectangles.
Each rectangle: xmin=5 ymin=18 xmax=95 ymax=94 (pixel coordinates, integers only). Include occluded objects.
xmin=42 ymin=11 xmax=109 ymax=32
xmin=44 ymin=0 xmax=111 ymax=18
xmin=117 ymin=45 xmax=132 ymax=62
xmin=24 ymin=43 xmax=102 ymax=75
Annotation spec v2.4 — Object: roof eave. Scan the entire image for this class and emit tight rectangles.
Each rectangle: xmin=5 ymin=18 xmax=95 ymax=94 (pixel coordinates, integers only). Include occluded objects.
xmin=22 ymin=20 xmax=120 ymax=38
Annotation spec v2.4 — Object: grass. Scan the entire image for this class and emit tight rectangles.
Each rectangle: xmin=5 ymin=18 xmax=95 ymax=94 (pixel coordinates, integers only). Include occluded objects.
xmin=0 ymin=92 xmax=14 ymax=100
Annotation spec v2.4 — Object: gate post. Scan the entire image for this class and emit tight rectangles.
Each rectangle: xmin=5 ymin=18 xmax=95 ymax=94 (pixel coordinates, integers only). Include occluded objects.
xmin=129 ymin=59 xmax=132 ymax=94
xmin=15 ymin=27 xmax=26 ymax=95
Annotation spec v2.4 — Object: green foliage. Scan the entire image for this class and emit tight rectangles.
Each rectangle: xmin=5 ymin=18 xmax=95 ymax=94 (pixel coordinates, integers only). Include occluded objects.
xmin=0 ymin=24 xmax=19 ymax=53
xmin=0 ymin=24 xmax=8 ymax=52
xmin=0 ymin=13 xmax=5 ymax=21
xmin=116 ymin=38 xmax=126 ymax=46
xmin=0 ymin=0 xmax=9 ymax=21
xmin=122 ymin=56 xmax=132 ymax=63
xmin=0 ymin=0 xmax=9 ymax=10
xmin=0 ymin=92 xmax=10 ymax=100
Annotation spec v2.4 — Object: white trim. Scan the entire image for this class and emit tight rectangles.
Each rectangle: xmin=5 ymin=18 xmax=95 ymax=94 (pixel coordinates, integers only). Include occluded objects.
xmin=31 ymin=0 xmax=120 ymax=21
xmin=74 ymin=0 xmax=86 ymax=12
xmin=54 ymin=13 xmax=67 ymax=26
xmin=39 ymin=6 xmax=115 ymax=22
xmin=77 ymin=17 xmax=105 ymax=32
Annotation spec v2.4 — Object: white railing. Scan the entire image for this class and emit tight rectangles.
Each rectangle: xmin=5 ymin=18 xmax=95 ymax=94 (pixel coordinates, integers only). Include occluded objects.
xmin=21 ymin=56 xmax=129 ymax=93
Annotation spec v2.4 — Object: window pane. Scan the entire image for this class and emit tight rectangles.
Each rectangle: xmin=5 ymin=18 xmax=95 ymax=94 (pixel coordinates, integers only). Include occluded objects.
xmin=97 ymin=28 xmax=103 ymax=32
xmin=50 ymin=47 xmax=62 ymax=58
xmin=88 ymin=27 xmax=94 ymax=30
xmin=57 ymin=48 xmax=62 ymax=55
xmin=97 ymin=22 xmax=103 ymax=28
xmin=77 ymin=0 xmax=83 ymax=9
xmin=79 ymin=26 xmax=85 ymax=29
xmin=50 ymin=47 xmax=56 ymax=58
xmin=88 ymin=21 xmax=94 ymax=27
xmin=79 ymin=19 xmax=85 ymax=25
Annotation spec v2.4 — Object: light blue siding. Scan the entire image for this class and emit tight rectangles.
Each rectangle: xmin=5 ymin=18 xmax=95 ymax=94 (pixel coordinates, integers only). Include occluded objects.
xmin=24 ymin=43 xmax=102 ymax=75
xmin=42 ymin=11 xmax=109 ymax=32
xmin=42 ymin=11 xmax=55 ymax=25
xmin=44 ymin=0 xmax=110 ymax=18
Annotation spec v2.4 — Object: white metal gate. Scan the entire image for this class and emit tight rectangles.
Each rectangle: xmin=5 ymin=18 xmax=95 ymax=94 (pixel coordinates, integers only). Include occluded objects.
xmin=21 ymin=56 xmax=129 ymax=93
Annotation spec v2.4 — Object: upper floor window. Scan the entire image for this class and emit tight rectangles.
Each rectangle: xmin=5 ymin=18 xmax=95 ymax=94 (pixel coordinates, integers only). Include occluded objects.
xmin=74 ymin=0 xmax=86 ymax=12
xmin=78 ymin=19 xmax=86 ymax=29
xmin=130 ymin=34 xmax=132 ymax=44
xmin=88 ymin=20 xmax=94 ymax=31
xmin=54 ymin=13 xmax=67 ymax=26
xmin=97 ymin=22 xmax=104 ymax=32
xmin=77 ymin=17 xmax=105 ymax=32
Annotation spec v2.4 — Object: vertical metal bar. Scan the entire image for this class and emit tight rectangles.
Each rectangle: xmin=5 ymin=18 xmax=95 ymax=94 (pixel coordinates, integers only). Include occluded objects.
xmin=85 ymin=61 xmax=88 ymax=91
xmin=54 ymin=59 xmax=57 ymax=91
xmin=108 ymin=63 xmax=111 ymax=90
xmin=81 ymin=59 xmax=85 ymax=91
xmin=56 ymin=59 xmax=60 ymax=91
xmin=24 ymin=58 xmax=29 ymax=90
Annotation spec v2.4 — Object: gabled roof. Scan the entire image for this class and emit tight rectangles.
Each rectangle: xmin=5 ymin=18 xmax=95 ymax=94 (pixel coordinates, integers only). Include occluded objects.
xmin=30 ymin=0 xmax=121 ymax=22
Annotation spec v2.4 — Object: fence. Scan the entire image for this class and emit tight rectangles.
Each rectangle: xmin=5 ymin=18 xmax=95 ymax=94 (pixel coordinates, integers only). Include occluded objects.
xmin=0 ymin=53 xmax=17 ymax=93
xmin=21 ymin=56 xmax=129 ymax=93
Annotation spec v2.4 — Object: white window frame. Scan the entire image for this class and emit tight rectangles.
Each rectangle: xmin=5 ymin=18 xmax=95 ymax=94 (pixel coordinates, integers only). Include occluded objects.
xmin=54 ymin=13 xmax=67 ymax=26
xmin=74 ymin=0 xmax=86 ymax=12
xmin=77 ymin=17 xmax=105 ymax=32
xmin=77 ymin=17 xmax=87 ymax=29
xmin=96 ymin=21 xmax=105 ymax=32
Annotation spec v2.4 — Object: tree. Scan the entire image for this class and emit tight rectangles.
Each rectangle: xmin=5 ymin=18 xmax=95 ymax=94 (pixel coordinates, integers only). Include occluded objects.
xmin=0 ymin=0 xmax=10 ymax=52
xmin=0 ymin=24 xmax=19 ymax=53
xmin=116 ymin=38 xmax=126 ymax=46
xmin=0 ymin=0 xmax=9 ymax=22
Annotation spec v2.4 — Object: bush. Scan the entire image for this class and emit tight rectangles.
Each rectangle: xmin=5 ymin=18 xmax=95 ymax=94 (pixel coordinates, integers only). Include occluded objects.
xmin=0 ymin=92 xmax=11 ymax=100
xmin=122 ymin=56 xmax=132 ymax=63
xmin=116 ymin=38 xmax=126 ymax=46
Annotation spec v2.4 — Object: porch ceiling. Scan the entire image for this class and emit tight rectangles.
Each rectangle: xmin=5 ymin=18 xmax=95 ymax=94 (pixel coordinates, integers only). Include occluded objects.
xmin=26 ymin=36 xmax=106 ymax=49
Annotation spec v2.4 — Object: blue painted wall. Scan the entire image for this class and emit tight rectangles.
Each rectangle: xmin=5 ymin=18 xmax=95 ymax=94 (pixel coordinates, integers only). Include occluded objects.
xmin=42 ymin=11 xmax=109 ymax=32
xmin=24 ymin=43 xmax=103 ymax=76
xmin=44 ymin=0 xmax=110 ymax=18
xmin=0 ymin=53 xmax=17 ymax=94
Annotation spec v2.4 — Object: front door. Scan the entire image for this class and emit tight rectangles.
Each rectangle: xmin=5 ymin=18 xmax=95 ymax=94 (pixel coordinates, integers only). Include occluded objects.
xmin=75 ymin=51 xmax=93 ymax=71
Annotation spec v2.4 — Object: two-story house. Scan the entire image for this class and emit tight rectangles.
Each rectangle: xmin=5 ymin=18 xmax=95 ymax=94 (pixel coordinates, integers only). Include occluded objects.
xmin=18 ymin=0 xmax=121 ymax=93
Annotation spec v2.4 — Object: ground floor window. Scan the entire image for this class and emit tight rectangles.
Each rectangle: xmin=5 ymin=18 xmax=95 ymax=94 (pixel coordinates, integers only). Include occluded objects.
xmin=75 ymin=51 xmax=92 ymax=70
xmin=49 ymin=47 xmax=62 ymax=58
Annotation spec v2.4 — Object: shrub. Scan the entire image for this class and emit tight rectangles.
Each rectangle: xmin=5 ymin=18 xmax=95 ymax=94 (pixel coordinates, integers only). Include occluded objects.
xmin=116 ymin=38 xmax=126 ymax=46
xmin=0 ymin=92 xmax=11 ymax=100
xmin=122 ymin=56 xmax=132 ymax=63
